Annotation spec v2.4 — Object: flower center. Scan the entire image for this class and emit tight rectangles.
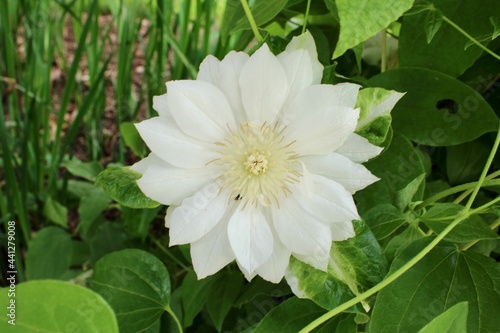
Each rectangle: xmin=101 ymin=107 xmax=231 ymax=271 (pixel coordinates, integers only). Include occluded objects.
xmin=213 ymin=122 xmax=300 ymax=207
xmin=246 ymin=152 xmax=268 ymax=175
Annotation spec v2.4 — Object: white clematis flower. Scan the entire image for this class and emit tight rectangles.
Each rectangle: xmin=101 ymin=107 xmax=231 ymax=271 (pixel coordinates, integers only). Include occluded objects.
xmin=132 ymin=32 xmax=383 ymax=283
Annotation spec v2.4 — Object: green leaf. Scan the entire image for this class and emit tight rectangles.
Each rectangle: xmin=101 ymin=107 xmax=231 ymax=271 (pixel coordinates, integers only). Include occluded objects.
xmin=395 ymin=173 xmax=426 ymax=210
xmin=89 ymin=249 xmax=171 ymax=333
xmin=78 ymin=187 xmax=111 ymax=239
xmin=446 ymin=139 xmax=490 ymax=185
xmin=122 ymin=206 xmax=161 ymax=239
xmin=333 ymin=0 xmax=414 ymax=58
xmin=120 ymin=122 xmax=146 ymax=157
xmin=179 ymin=271 xmax=217 ymax=327
xmin=95 ymin=166 xmax=161 ymax=209
xmin=400 ymin=0 xmax=500 ymax=77
xmin=0 ymin=280 xmax=118 ymax=332
xmin=253 ymin=297 xmax=326 ymax=333
xmin=355 ymin=87 xmax=404 ymax=145
xmin=329 ymin=220 xmax=388 ymax=295
xmin=362 ymin=204 xmax=406 ymax=240
xmin=231 ymin=0 xmax=289 ymax=34
xmin=89 ymin=223 xmax=129 ymax=264
xmin=355 ymin=132 xmax=426 ymax=213
xmin=63 ymin=159 xmax=103 ymax=181
xmin=43 ymin=196 xmax=68 ymax=228
xmin=384 ymin=225 xmax=424 ymax=263
xmin=286 ymin=256 xmax=360 ymax=311
xmin=25 ymin=227 xmax=73 ymax=280
xmin=369 ymin=238 xmax=500 ymax=333
xmin=220 ymin=0 xmax=244 ymax=40
xmin=423 ymin=8 xmax=443 ymax=43
xmin=368 ymin=68 xmax=499 ymax=146
xmin=421 ymin=203 xmax=498 ymax=243
xmin=207 ymin=271 xmax=244 ymax=331
xmin=286 ymin=220 xmax=386 ymax=310
xmin=418 ymin=302 xmax=468 ymax=333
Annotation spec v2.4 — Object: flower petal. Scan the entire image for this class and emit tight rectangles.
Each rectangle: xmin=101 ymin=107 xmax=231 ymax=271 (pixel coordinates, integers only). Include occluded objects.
xmin=167 ymin=80 xmax=235 ymax=141
xmin=130 ymin=152 xmax=163 ymax=174
xmin=191 ymin=210 xmax=236 ymax=279
xmin=277 ymin=49 xmax=313 ymax=110
xmin=294 ymin=167 xmax=360 ymax=223
xmin=136 ymin=161 xmax=216 ymax=205
xmin=335 ymin=133 xmax=383 ymax=163
xmin=330 ymin=221 xmax=355 ymax=241
xmin=135 ymin=116 xmax=218 ymax=169
xmin=272 ymin=196 xmax=332 ymax=256
xmin=285 ymin=84 xmax=361 ymax=155
xmin=152 ymin=93 xmax=170 ymax=117
xmin=228 ymin=204 xmax=274 ymax=274
xmin=169 ymin=184 xmax=229 ymax=245
xmin=284 ymin=31 xmax=323 ymax=84
xmin=239 ymin=43 xmax=288 ymax=123
xmin=255 ymin=235 xmax=291 ymax=283
xmin=197 ymin=54 xmax=220 ymax=84
xmin=301 ymin=152 xmax=379 ymax=193
xmin=217 ymin=51 xmax=250 ymax=124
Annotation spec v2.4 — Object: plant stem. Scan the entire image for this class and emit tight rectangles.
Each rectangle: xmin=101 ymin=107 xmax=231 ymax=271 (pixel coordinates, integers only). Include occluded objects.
xmin=381 ymin=30 xmax=387 ymax=72
xmin=442 ymin=15 xmax=500 ymax=60
xmin=465 ymin=125 xmax=500 ymax=211
xmin=302 ymin=0 xmax=312 ymax=34
xmin=418 ymin=179 xmax=500 ymax=208
xmin=165 ymin=305 xmax=184 ymax=333
xmin=153 ymin=239 xmax=192 ymax=271
xmin=240 ymin=0 xmax=263 ymax=43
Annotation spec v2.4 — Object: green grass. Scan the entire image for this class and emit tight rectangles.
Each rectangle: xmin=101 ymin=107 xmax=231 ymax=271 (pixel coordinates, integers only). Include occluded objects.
xmin=0 ymin=0 xmax=234 ymax=272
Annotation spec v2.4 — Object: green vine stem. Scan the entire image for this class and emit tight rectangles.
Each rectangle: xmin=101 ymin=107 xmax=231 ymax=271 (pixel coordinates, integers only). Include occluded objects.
xmin=464 ymin=125 xmax=500 ymax=210
xmin=442 ymin=15 xmax=500 ymax=61
xmin=165 ymin=305 xmax=184 ymax=333
xmin=300 ymin=125 xmax=500 ymax=333
xmin=462 ymin=217 xmax=500 ymax=251
xmin=381 ymin=30 xmax=387 ymax=72
xmin=240 ymin=0 xmax=263 ymax=43
xmin=302 ymin=0 xmax=312 ymax=34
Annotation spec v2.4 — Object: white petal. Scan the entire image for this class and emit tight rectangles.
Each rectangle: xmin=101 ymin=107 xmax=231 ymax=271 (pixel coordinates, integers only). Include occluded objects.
xmin=255 ymin=235 xmax=291 ymax=283
xmin=191 ymin=210 xmax=236 ymax=279
xmin=284 ymin=31 xmax=323 ymax=84
xmin=272 ymin=196 xmax=332 ymax=256
xmin=197 ymin=55 xmax=220 ymax=84
xmin=218 ymin=51 xmax=250 ymax=124
xmin=167 ymin=80 xmax=235 ymax=141
xmin=239 ymin=44 xmax=288 ymax=123
xmin=294 ymin=167 xmax=360 ymax=223
xmin=136 ymin=161 xmax=215 ymax=205
xmin=330 ymin=221 xmax=355 ymax=241
xmin=164 ymin=205 xmax=176 ymax=228
xmin=152 ymin=93 xmax=170 ymax=117
xmin=198 ymin=52 xmax=249 ymax=124
xmin=227 ymin=204 xmax=274 ymax=274
xmin=285 ymin=86 xmax=360 ymax=155
xmin=130 ymin=152 xmax=163 ymax=174
xmin=169 ymin=185 xmax=229 ymax=245
xmin=301 ymin=152 xmax=379 ymax=194
xmin=335 ymin=133 xmax=383 ymax=163
xmin=277 ymin=49 xmax=313 ymax=110
xmin=135 ymin=116 xmax=218 ymax=169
